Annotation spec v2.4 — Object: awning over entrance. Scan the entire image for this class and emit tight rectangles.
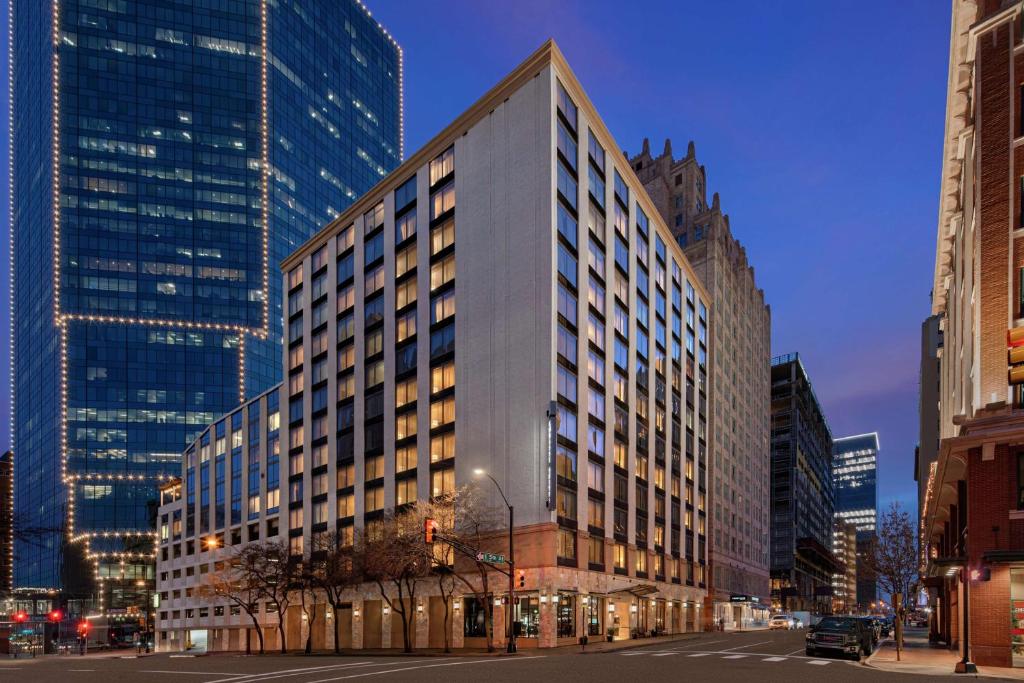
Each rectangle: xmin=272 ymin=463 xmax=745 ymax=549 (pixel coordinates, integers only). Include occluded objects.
xmin=608 ymin=584 xmax=659 ymax=598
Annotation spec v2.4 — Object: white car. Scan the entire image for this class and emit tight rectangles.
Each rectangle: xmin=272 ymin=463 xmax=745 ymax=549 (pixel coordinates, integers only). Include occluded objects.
xmin=770 ymin=614 xmax=796 ymax=630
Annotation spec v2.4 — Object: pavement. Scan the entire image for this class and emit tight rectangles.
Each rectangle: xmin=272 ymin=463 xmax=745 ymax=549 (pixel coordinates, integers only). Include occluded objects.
xmin=866 ymin=627 xmax=1024 ymax=680
xmin=0 ymin=628 xmax=984 ymax=682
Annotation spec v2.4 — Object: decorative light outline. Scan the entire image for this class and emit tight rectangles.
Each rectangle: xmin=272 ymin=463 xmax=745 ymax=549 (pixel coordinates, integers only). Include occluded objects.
xmin=51 ymin=0 xmax=60 ymax=323
xmin=7 ymin=0 xmax=15 ymax=593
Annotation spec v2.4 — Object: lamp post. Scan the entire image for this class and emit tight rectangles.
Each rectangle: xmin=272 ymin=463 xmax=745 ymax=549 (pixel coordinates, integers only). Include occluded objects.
xmin=474 ymin=468 xmax=516 ymax=653
xmin=136 ymin=579 xmax=152 ymax=653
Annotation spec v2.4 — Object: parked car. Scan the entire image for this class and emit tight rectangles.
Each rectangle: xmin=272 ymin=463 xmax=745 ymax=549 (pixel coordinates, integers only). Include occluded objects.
xmin=806 ymin=616 xmax=874 ymax=660
xmin=858 ymin=617 xmax=881 ymax=644
xmin=770 ymin=614 xmax=796 ymax=630
xmin=878 ymin=617 xmax=891 ymax=637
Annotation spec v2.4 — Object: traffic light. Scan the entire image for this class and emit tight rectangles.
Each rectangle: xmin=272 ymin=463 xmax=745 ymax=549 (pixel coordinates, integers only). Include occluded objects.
xmin=518 ymin=570 xmax=525 ymax=588
xmin=11 ymin=610 xmax=27 ymax=624
xmin=76 ymin=620 xmax=90 ymax=637
xmin=48 ymin=609 xmax=63 ymax=623
xmin=424 ymin=518 xmax=436 ymax=544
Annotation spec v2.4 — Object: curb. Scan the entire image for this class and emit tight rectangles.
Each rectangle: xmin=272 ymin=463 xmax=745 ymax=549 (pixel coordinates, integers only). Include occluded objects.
xmin=577 ymin=633 xmax=703 ymax=655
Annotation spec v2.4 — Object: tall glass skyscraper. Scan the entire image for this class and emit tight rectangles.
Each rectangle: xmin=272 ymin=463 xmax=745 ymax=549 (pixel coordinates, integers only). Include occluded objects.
xmin=12 ymin=0 xmax=401 ymax=604
xmin=832 ymin=432 xmax=879 ymax=607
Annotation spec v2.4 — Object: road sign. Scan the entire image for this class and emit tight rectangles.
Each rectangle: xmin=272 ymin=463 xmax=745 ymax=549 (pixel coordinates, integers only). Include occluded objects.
xmin=476 ymin=552 xmax=505 ymax=564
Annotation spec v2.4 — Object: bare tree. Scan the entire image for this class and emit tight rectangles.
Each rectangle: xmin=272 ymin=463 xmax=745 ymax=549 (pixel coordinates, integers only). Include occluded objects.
xmin=310 ymin=530 xmax=360 ymax=654
xmin=359 ymin=511 xmax=432 ymax=653
xmin=867 ymin=502 xmax=918 ymax=654
xmin=435 ymin=486 xmax=507 ymax=653
xmin=250 ymin=540 xmax=301 ymax=654
xmin=294 ymin=561 xmax=320 ymax=655
xmin=199 ymin=544 xmax=266 ymax=654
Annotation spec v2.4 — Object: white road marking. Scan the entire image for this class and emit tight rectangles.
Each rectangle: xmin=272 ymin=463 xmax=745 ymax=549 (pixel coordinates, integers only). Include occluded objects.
xmin=721 ymin=640 xmax=771 ymax=652
xmin=687 ymin=653 xmax=712 ymax=657
xmin=673 ymin=639 xmax=726 ymax=650
xmin=306 ymin=657 xmax=544 ymax=683
xmin=762 ymin=657 xmax=787 ymax=662
xmin=722 ymin=654 xmax=748 ymax=659
xmin=620 ymin=652 xmax=647 ymax=656
xmin=808 ymin=660 xmax=831 ymax=665
xmin=142 ymin=673 xmax=251 ymax=678
xmin=652 ymin=652 xmax=678 ymax=657
xmin=68 ymin=670 xmax=95 ymax=673
xmin=205 ymin=662 xmax=394 ymax=683
xmin=786 ymin=648 xmax=806 ymax=655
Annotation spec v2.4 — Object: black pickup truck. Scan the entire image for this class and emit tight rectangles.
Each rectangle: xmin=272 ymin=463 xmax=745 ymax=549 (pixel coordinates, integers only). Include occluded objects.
xmin=805 ymin=616 xmax=874 ymax=660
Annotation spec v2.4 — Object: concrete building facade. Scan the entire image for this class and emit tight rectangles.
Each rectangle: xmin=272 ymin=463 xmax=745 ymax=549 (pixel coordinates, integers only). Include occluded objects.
xmin=922 ymin=0 xmax=1024 ymax=670
xmin=769 ymin=353 xmax=836 ymax=613
xmin=155 ymin=41 xmax=712 ymax=652
xmin=629 ymin=139 xmax=771 ymax=628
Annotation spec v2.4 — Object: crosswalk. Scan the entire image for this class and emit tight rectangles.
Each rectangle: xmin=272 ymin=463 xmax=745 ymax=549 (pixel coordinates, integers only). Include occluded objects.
xmin=619 ymin=649 xmax=836 ymax=666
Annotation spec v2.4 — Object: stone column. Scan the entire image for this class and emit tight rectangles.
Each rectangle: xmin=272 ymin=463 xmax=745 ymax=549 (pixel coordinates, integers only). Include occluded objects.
xmin=452 ymin=600 xmax=465 ymax=649
xmin=415 ymin=600 xmax=428 ymax=649
xmin=492 ymin=602 xmax=506 ymax=648
xmin=382 ymin=605 xmax=392 ymax=649
xmin=325 ymin=607 xmax=336 ymax=652
xmin=352 ymin=599 xmax=364 ymax=649
xmin=539 ymin=596 xmax=556 ymax=648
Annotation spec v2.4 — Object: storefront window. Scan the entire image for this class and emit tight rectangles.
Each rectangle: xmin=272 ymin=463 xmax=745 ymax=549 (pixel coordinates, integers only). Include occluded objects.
xmin=655 ymin=600 xmax=666 ymax=632
xmin=514 ymin=596 xmax=540 ymax=637
xmin=556 ymin=594 xmax=576 ymax=638
xmin=1012 ymin=569 xmax=1024 ymax=666
xmin=463 ymin=596 xmax=491 ymax=638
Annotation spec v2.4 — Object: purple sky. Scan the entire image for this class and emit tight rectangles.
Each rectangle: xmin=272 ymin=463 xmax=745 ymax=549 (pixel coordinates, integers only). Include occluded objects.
xmin=0 ymin=1 xmax=949 ymax=512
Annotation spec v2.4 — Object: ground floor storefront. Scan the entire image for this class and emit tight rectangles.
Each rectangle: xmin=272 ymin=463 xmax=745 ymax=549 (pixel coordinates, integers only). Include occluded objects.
xmin=711 ymin=595 xmax=769 ymax=630
xmin=157 ymin=567 xmax=707 ymax=652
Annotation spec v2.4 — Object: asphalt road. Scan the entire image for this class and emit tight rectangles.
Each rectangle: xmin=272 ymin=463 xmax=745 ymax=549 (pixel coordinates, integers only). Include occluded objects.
xmin=0 ymin=628 xmax=1001 ymax=682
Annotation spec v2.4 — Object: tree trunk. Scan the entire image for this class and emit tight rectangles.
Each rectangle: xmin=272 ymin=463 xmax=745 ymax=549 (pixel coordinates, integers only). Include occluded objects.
xmin=443 ymin=599 xmax=451 ymax=653
xmin=332 ymin=604 xmax=341 ymax=654
xmin=278 ymin=609 xmax=288 ymax=654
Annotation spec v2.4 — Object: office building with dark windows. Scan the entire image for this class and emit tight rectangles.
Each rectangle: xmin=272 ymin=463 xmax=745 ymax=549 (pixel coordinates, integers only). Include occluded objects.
xmin=832 ymin=432 xmax=879 ymax=608
xmin=769 ymin=353 xmax=836 ymax=613
xmin=155 ymin=40 xmax=712 ymax=652
xmin=11 ymin=0 xmax=401 ymax=614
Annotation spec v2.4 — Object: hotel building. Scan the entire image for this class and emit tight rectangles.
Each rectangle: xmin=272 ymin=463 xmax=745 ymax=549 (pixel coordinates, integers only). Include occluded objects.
xmin=922 ymin=0 xmax=1024 ymax=669
xmin=11 ymin=0 xmax=401 ymax=611
xmin=630 ymin=138 xmax=771 ymax=627
xmin=156 ymin=40 xmax=711 ymax=652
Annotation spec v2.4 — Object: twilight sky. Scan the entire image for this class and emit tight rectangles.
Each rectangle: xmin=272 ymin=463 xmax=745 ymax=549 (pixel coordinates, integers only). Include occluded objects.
xmin=0 ymin=1 xmax=949 ymax=513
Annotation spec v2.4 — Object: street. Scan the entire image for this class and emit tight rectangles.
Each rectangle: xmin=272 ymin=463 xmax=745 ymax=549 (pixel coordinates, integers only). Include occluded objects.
xmin=0 ymin=628 xmax=1001 ymax=683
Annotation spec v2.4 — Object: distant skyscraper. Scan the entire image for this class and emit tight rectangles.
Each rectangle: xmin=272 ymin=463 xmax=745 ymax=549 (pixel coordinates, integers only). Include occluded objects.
xmin=832 ymin=433 xmax=879 ymax=608
xmin=769 ymin=353 xmax=836 ymax=612
xmin=11 ymin=0 xmax=401 ymax=603
xmin=915 ymin=314 xmax=941 ymax=526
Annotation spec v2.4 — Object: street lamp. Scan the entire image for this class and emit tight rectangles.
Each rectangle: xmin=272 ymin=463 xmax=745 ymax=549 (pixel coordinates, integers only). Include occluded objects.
xmin=136 ymin=579 xmax=152 ymax=653
xmin=473 ymin=468 xmax=516 ymax=653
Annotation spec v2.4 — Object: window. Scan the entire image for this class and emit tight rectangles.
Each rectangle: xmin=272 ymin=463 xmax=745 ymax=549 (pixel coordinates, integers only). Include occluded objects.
xmin=430 ymin=432 xmax=456 ymax=463
xmin=557 ymin=204 xmax=577 ymax=248
xmin=396 ymin=243 xmax=416 ymax=278
xmin=395 ymin=411 xmax=417 ymax=440
xmin=365 ymin=265 xmax=384 ymax=297
xmin=365 ymin=455 xmax=384 ymax=481
xmin=635 ymin=549 xmax=647 ymax=574
xmin=557 ymin=527 xmax=576 ymax=560
xmin=337 ymin=493 xmax=355 ymax=518
xmin=364 ymin=203 xmax=384 ymax=233
xmin=430 ymin=323 xmax=455 ymax=358
xmin=430 ymin=254 xmax=455 ymax=290
xmin=396 ymin=278 xmax=417 ymax=310
xmin=396 ymin=378 xmax=417 ymax=408
xmin=395 ymin=175 xmax=417 ymax=213
xmin=557 ymin=244 xmax=577 ymax=288
xmin=557 ymin=284 xmax=577 ymax=326
xmin=431 ymin=467 xmax=455 ymax=498
xmin=288 ymin=265 xmax=303 ymax=290
xmin=431 ymin=290 xmax=456 ymax=324
xmin=396 ymin=445 xmax=416 ymax=473
xmin=365 ymin=329 xmax=383 ymax=357
xmin=588 ymin=237 xmax=605 ymax=278
xmin=556 ymin=404 xmax=577 ymax=443
xmin=429 ymin=147 xmax=454 ymax=185
xmin=588 ymin=275 xmax=605 ymax=313
xmin=556 ymin=80 xmax=577 ymax=131
xmin=588 ymin=424 xmax=605 ymax=458
xmin=364 ymin=231 xmax=384 ymax=265
xmin=588 ymin=498 xmax=604 ymax=529
xmin=366 ymin=360 xmax=384 ymax=387
xmin=588 ymin=537 xmax=604 ymax=566
xmin=336 ymin=224 xmax=354 ymax=252
xmin=613 ymin=543 xmax=626 ymax=570
xmin=588 ymin=166 xmax=605 ymax=208
xmin=337 ymin=344 xmax=355 ymax=372
xmin=365 ymin=486 xmax=384 ymax=512
xmin=431 ymin=362 xmax=455 ymax=394
xmin=396 ymin=478 xmax=417 ymax=506
xmin=557 ymin=365 xmax=577 ymax=404
xmin=557 ymin=324 xmax=577 ymax=365
xmin=587 ymin=349 xmax=604 ymax=385
xmin=431 ymin=217 xmax=455 ymax=254
xmin=556 ymin=444 xmax=577 ymax=481
xmin=557 ymin=163 xmax=577 ymax=211
xmin=430 ymin=396 xmax=455 ymax=429
xmin=588 ymin=461 xmax=604 ymax=493
xmin=337 ymin=285 xmax=355 ymax=313
xmin=337 ymin=463 xmax=355 ymax=489
xmin=557 ymin=121 xmax=577 ymax=170
xmin=588 ymin=130 xmax=604 ymax=170
xmin=614 ymin=170 xmax=629 ymax=206
xmin=431 ymin=181 xmax=455 ymax=219
xmin=397 ymin=310 xmax=416 ymax=342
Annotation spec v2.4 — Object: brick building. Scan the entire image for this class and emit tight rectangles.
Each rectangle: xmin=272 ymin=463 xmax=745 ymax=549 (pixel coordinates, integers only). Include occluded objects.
xmin=921 ymin=0 xmax=1024 ymax=670
xmin=629 ymin=139 xmax=771 ymax=627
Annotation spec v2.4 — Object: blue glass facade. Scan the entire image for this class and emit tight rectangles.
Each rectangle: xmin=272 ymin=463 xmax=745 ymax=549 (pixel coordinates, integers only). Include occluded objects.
xmin=832 ymin=432 xmax=879 ymax=607
xmin=12 ymin=0 xmax=400 ymax=596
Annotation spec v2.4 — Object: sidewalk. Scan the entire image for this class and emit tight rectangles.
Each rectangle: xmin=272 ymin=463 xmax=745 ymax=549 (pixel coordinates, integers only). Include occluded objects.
xmin=866 ymin=628 xmax=1024 ymax=679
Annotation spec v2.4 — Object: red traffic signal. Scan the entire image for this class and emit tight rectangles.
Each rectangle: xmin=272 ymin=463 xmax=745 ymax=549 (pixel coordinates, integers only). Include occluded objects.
xmin=48 ymin=609 xmax=63 ymax=623
xmin=424 ymin=518 xmax=436 ymax=544
xmin=11 ymin=610 xmax=27 ymax=624
xmin=76 ymin=620 xmax=90 ymax=635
